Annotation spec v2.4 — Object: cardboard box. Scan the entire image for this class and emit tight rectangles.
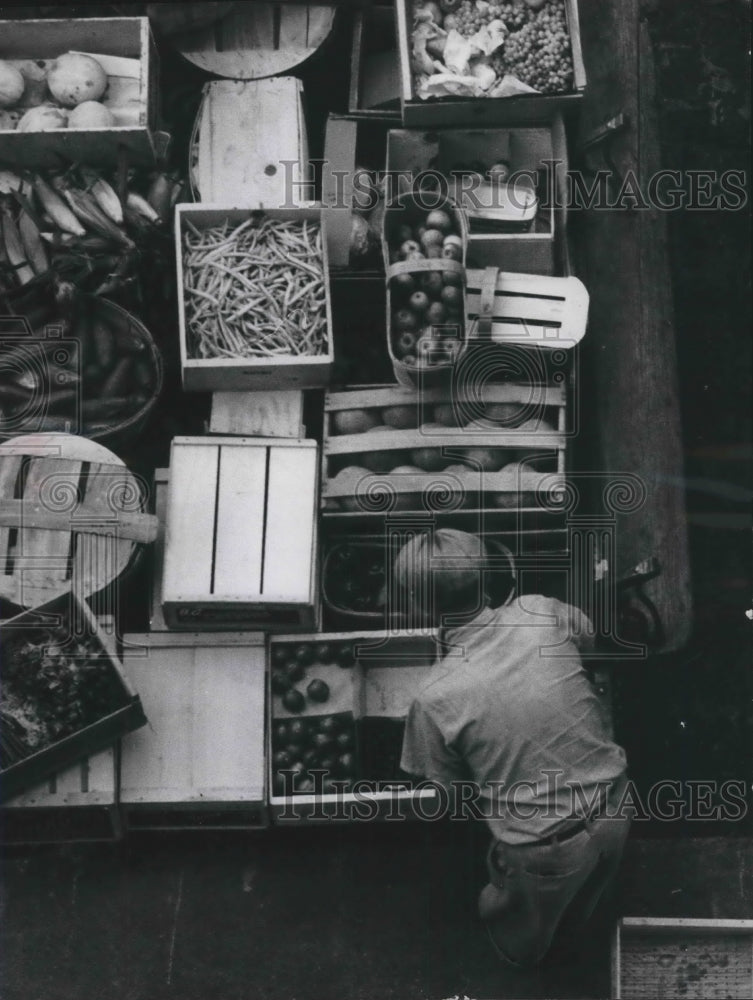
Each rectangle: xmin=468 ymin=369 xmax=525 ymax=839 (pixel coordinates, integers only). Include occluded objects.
xmin=161 ymin=437 xmax=320 ymax=632
xmin=176 ymin=204 xmax=334 ymax=391
xmin=0 ymin=592 xmax=146 ymax=803
xmin=0 ymin=17 xmax=160 ymax=168
xmin=386 ymin=116 xmax=570 ymax=276
xmin=395 ymin=0 xmax=586 ymax=128
xmin=120 ymin=632 xmax=267 ymax=830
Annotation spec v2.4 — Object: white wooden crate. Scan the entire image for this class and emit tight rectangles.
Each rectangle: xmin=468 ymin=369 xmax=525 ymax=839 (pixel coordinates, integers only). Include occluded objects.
xmin=119 ymin=632 xmax=267 ymax=830
xmin=161 ymin=437 xmax=319 ymax=632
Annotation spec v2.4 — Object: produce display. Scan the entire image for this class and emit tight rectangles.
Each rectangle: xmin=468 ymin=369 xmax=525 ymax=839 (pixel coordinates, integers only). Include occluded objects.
xmin=0 ymin=287 xmax=160 ymax=438
xmin=0 ymin=624 xmax=130 ymax=769
xmin=324 ymin=544 xmax=387 ymax=617
xmin=410 ymin=0 xmax=575 ymax=99
xmin=182 ymin=213 xmax=328 ymax=361
xmin=0 ymin=51 xmax=143 ymax=131
xmin=270 ymin=711 xmax=358 ymax=795
xmin=0 ymin=163 xmax=181 ymax=296
xmin=386 ymin=200 xmax=465 ymax=372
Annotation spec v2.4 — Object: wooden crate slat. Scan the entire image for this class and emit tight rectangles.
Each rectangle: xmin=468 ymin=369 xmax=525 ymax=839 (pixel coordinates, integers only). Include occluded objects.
xmin=0 ymin=455 xmax=23 ymax=574
xmin=323 ymin=469 xmax=563 ymax=499
xmin=162 ymin=442 xmax=219 ymax=599
xmin=324 ymin=383 xmax=566 ymax=411
xmin=213 ymin=445 xmax=267 ymax=596
xmin=262 ymin=445 xmax=317 ymax=600
xmin=324 ymin=429 xmax=564 ymax=456
xmin=16 ymin=457 xmax=81 ymax=605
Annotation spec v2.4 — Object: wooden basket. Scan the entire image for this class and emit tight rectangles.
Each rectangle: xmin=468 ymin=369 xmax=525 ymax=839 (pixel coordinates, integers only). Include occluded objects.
xmin=0 ymin=432 xmax=157 ymax=610
xmin=383 ymin=189 xmax=468 ymax=388
xmin=0 ymin=296 xmax=163 ymax=452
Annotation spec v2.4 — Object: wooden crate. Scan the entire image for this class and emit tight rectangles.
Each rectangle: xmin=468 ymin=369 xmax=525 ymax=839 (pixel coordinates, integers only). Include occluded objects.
xmin=162 ymin=437 xmax=319 ymax=632
xmin=386 ymin=117 xmax=570 ymax=276
xmin=0 ymin=17 xmax=159 ymax=168
xmin=349 ymin=3 xmax=401 ymax=118
xmin=268 ymin=630 xmax=440 ymax=823
xmin=612 ymin=918 xmax=753 ymax=999
xmin=395 ymin=0 xmax=586 ymax=128
xmin=189 ymin=77 xmax=313 ymax=205
xmin=175 ymin=204 xmax=334 ymax=392
xmin=322 ymin=384 xmax=568 ymax=521
xmin=209 ymin=390 xmax=305 ymax=438
xmin=0 ymin=748 xmax=121 ymax=844
xmin=0 ymin=591 xmax=146 ymax=803
xmin=119 ymin=632 xmax=268 ymax=830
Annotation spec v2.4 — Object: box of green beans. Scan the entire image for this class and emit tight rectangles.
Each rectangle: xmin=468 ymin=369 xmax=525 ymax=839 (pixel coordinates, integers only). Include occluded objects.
xmin=175 ymin=205 xmax=334 ymax=392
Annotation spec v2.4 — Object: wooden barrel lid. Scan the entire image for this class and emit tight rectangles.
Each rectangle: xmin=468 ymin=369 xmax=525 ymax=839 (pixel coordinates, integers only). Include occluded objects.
xmin=171 ymin=3 xmax=336 ymax=80
xmin=0 ymin=433 xmax=157 ymax=608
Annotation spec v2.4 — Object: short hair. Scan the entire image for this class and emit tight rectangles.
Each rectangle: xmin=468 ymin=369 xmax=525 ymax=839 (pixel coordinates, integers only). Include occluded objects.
xmin=392 ymin=528 xmax=489 ymax=624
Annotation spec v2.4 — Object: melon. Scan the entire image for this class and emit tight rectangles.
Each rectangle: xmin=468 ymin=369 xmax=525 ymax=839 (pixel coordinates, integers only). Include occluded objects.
xmin=382 ymin=405 xmax=419 ymax=429
xmin=68 ymin=100 xmax=114 ymax=128
xmin=17 ymin=105 xmax=68 ymax=131
xmin=332 ymin=408 xmax=380 ymax=435
xmin=0 ymin=61 xmax=25 ymax=108
xmin=47 ymin=53 xmax=107 ymax=108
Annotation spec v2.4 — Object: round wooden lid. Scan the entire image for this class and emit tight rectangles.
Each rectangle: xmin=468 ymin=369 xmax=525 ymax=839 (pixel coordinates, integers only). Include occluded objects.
xmin=171 ymin=3 xmax=336 ymax=80
xmin=0 ymin=433 xmax=157 ymax=608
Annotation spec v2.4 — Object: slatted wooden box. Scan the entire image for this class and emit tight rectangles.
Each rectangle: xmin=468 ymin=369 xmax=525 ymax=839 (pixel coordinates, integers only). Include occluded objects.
xmin=395 ymin=0 xmax=586 ymax=128
xmin=0 ymin=17 xmax=159 ymax=168
xmin=119 ymin=632 xmax=267 ymax=831
xmin=0 ymin=592 xmax=146 ymax=803
xmin=175 ymin=205 xmax=334 ymax=392
xmin=0 ymin=748 xmax=121 ymax=844
xmin=322 ymin=384 xmax=568 ymax=522
xmin=386 ymin=117 xmax=570 ymax=276
xmin=612 ymin=918 xmax=753 ymax=999
xmin=268 ymin=630 xmax=439 ymax=823
xmin=161 ymin=437 xmax=319 ymax=632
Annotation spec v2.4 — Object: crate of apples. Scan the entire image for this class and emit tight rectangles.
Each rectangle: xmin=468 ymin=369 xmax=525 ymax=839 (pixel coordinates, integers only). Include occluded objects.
xmin=269 ymin=638 xmax=358 ymax=795
xmin=383 ymin=192 xmax=467 ymax=387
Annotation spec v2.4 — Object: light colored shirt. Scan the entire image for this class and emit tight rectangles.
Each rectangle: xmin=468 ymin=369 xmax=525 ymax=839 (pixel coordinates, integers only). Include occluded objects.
xmin=400 ymin=596 xmax=627 ymax=844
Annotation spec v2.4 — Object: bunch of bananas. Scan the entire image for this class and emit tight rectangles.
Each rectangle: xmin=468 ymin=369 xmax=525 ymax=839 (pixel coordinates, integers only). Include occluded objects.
xmin=0 ymin=163 xmax=185 ymax=299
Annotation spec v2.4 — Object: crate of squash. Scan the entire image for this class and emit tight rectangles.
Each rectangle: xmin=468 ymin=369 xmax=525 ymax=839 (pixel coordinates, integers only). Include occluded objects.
xmin=321 ymin=383 xmax=568 ymax=521
xmin=0 ymin=291 xmax=162 ymax=450
xmin=0 ymin=591 xmax=147 ymax=803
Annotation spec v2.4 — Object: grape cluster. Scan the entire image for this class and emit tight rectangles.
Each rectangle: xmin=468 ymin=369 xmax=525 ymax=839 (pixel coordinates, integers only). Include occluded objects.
xmin=451 ymin=0 xmax=530 ymax=36
xmin=497 ymin=1 xmax=573 ymax=93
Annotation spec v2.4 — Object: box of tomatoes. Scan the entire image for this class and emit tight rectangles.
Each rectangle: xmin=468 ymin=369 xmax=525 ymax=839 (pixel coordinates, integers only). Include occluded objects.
xmin=267 ymin=630 xmax=441 ymax=823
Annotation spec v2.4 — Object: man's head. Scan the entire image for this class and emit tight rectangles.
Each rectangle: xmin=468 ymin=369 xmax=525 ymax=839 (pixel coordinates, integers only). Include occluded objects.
xmin=392 ymin=528 xmax=490 ymax=627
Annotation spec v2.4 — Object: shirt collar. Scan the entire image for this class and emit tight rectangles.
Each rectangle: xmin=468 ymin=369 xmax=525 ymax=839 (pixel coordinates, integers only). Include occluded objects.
xmin=441 ymin=604 xmax=497 ymax=645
